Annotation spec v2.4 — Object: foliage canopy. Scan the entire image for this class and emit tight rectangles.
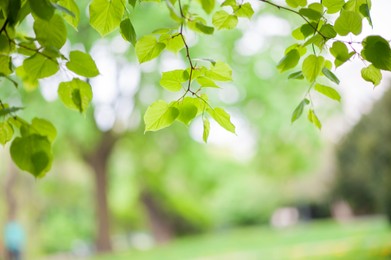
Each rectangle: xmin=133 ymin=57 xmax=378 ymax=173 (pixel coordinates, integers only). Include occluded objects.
xmin=0 ymin=0 xmax=389 ymax=177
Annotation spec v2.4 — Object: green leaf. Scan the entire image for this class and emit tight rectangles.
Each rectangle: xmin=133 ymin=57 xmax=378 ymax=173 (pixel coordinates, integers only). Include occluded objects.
xmin=0 ymin=121 xmax=13 ymax=145
xmin=29 ymin=0 xmax=54 ymax=20
xmin=135 ymin=35 xmax=166 ymax=63
xmin=361 ymin=36 xmax=391 ymax=71
xmin=120 ymin=18 xmax=137 ymax=46
xmin=23 ymin=53 xmax=59 ymax=81
xmin=361 ymin=65 xmax=382 ymax=87
xmin=175 ymin=98 xmax=198 ymax=125
xmin=277 ymin=49 xmax=300 ymax=72
xmin=89 ymin=0 xmax=125 ymax=36
xmin=163 ymin=34 xmax=185 ymax=53
xmin=322 ymin=67 xmax=340 ymax=84
xmin=10 ymin=134 xmax=53 ymax=177
xmin=66 ymin=50 xmax=100 ymax=77
xmin=288 ymin=71 xmax=304 ymax=80
xmin=58 ymin=0 xmax=80 ymax=29
xmin=6 ymin=0 xmax=21 ymax=26
xmin=58 ymin=78 xmax=93 ymax=113
xmin=286 ymin=0 xmax=307 ymax=8
xmin=212 ymin=10 xmax=238 ymax=30
xmin=200 ymin=0 xmax=215 ymax=14
xmin=299 ymin=8 xmax=322 ymax=21
xmin=33 ymin=14 xmax=67 ymax=49
xmin=188 ymin=19 xmax=215 ymax=35
xmin=160 ymin=69 xmax=188 ymax=92
xmin=235 ymin=3 xmax=254 ymax=19
xmin=205 ymin=61 xmax=232 ymax=81
xmin=29 ymin=118 xmax=57 ymax=142
xmin=202 ymin=117 xmax=210 ymax=143
xmin=0 ymin=107 xmax=23 ymax=117
xmin=308 ymin=109 xmax=322 ymax=129
xmin=0 ymin=55 xmax=12 ymax=75
xmin=359 ymin=4 xmax=372 ymax=27
xmin=323 ymin=0 xmax=345 ymax=14
xmin=302 ymin=55 xmax=324 ymax=82
xmin=208 ymin=107 xmax=235 ymax=134
xmin=291 ymin=99 xmax=309 ymax=123
xmin=319 ymin=24 xmax=337 ymax=39
xmin=197 ymin=76 xmax=218 ymax=88
xmin=314 ymin=84 xmax=341 ymax=102
xmin=292 ymin=23 xmax=316 ymax=40
xmin=144 ymin=100 xmax=179 ymax=132
xmin=334 ymin=11 xmax=362 ymax=36
xmin=330 ymin=41 xmax=354 ymax=67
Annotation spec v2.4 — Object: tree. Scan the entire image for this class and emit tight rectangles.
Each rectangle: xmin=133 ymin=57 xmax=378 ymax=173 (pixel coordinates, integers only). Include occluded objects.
xmin=0 ymin=0 xmax=390 ymax=177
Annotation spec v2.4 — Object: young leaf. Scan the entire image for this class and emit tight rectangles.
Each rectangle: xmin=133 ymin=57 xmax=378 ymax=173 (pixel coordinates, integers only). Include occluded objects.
xmin=57 ymin=0 xmax=80 ymax=29
xmin=58 ymin=78 xmax=93 ymax=113
xmin=135 ymin=35 xmax=166 ymax=63
xmin=164 ymin=34 xmax=185 ymax=53
xmin=10 ymin=134 xmax=53 ymax=178
xmin=308 ymin=109 xmax=322 ymax=129
xmin=0 ymin=121 xmax=14 ymax=145
xmin=330 ymin=41 xmax=354 ymax=67
xmin=203 ymin=117 xmax=210 ymax=143
xmin=120 ymin=19 xmax=137 ymax=46
xmin=201 ymin=0 xmax=215 ymax=14
xmin=205 ymin=61 xmax=232 ymax=81
xmin=322 ymin=67 xmax=340 ymax=84
xmin=0 ymin=55 xmax=12 ymax=75
xmin=207 ymin=107 xmax=235 ymax=134
xmin=235 ymin=3 xmax=254 ymax=19
xmin=66 ymin=50 xmax=100 ymax=77
xmin=160 ymin=69 xmax=188 ymax=92
xmin=286 ymin=0 xmax=307 ymax=8
xmin=334 ymin=11 xmax=362 ymax=36
xmin=144 ymin=100 xmax=179 ymax=132
xmin=277 ymin=49 xmax=300 ymax=72
xmin=197 ymin=76 xmax=218 ymax=88
xmin=323 ymin=0 xmax=345 ymax=14
xmin=30 ymin=118 xmax=57 ymax=142
xmin=288 ymin=71 xmax=304 ymax=80
xmin=361 ymin=36 xmax=391 ymax=71
xmin=302 ymin=55 xmax=325 ymax=82
xmin=299 ymin=8 xmax=322 ymax=21
xmin=314 ymin=84 xmax=341 ymax=102
xmin=33 ymin=14 xmax=67 ymax=49
xmin=212 ymin=10 xmax=238 ymax=30
xmin=89 ymin=0 xmax=125 ymax=36
xmin=361 ymin=65 xmax=382 ymax=87
xmin=23 ymin=54 xmax=59 ymax=81
xmin=291 ymin=99 xmax=308 ymax=123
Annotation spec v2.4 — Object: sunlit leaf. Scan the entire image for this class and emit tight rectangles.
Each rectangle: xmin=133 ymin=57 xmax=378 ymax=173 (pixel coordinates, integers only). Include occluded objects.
xmin=66 ymin=50 xmax=100 ymax=77
xmin=212 ymin=10 xmax=238 ymax=30
xmin=322 ymin=67 xmax=340 ymax=84
xmin=144 ymin=100 xmax=179 ymax=132
xmin=89 ymin=0 xmax=125 ymax=36
xmin=334 ymin=11 xmax=362 ymax=36
xmin=361 ymin=65 xmax=382 ymax=87
xmin=202 ymin=117 xmax=210 ymax=143
xmin=33 ymin=14 xmax=67 ymax=49
xmin=160 ymin=69 xmax=188 ymax=92
xmin=29 ymin=0 xmax=54 ymax=20
xmin=0 ymin=121 xmax=14 ymax=145
xmin=302 ymin=55 xmax=324 ymax=82
xmin=277 ymin=49 xmax=300 ymax=72
xmin=207 ymin=107 xmax=235 ymax=133
xmin=314 ymin=84 xmax=341 ymax=102
xmin=205 ymin=61 xmax=232 ymax=81
xmin=23 ymin=53 xmax=59 ymax=81
xmin=120 ymin=18 xmax=137 ymax=46
xmin=58 ymin=78 xmax=93 ymax=113
xmin=361 ymin=35 xmax=391 ymax=71
xmin=308 ymin=109 xmax=322 ymax=129
xmin=135 ymin=35 xmax=166 ymax=63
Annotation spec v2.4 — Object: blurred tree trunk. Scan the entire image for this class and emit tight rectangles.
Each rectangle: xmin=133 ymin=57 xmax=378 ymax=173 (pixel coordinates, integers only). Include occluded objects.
xmin=85 ymin=131 xmax=117 ymax=253
xmin=140 ymin=190 xmax=174 ymax=244
xmin=4 ymin=162 xmax=18 ymax=220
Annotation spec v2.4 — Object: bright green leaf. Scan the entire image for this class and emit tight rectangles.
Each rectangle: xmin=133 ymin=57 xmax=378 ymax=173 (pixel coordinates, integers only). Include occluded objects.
xmin=144 ymin=100 xmax=179 ymax=132
xmin=319 ymin=24 xmax=337 ymax=38
xmin=302 ymin=55 xmax=325 ymax=82
xmin=0 ymin=55 xmax=12 ymax=75
xmin=164 ymin=34 xmax=185 ymax=53
xmin=314 ymin=84 xmax=341 ymax=102
xmin=23 ymin=53 xmax=59 ymax=81
xmin=205 ymin=61 xmax=232 ymax=81
xmin=208 ymin=107 xmax=235 ymax=133
xmin=286 ymin=0 xmax=307 ymax=8
xmin=203 ymin=117 xmax=210 ymax=143
xmin=175 ymin=99 xmax=198 ymax=125
xmin=235 ymin=3 xmax=254 ymax=19
xmin=323 ymin=0 xmax=345 ymax=14
xmin=66 ymin=50 xmax=100 ymax=77
xmin=308 ymin=109 xmax=322 ymax=129
xmin=200 ymin=0 xmax=215 ymax=14
xmin=299 ymin=8 xmax=322 ymax=21
xmin=34 ymin=14 xmax=67 ymax=49
xmin=135 ymin=35 xmax=166 ymax=63
xmin=160 ymin=69 xmax=188 ymax=92
xmin=197 ymin=76 xmax=218 ymax=88
xmin=0 ymin=121 xmax=13 ymax=145
xmin=277 ymin=49 xmax=300 ymax=72
xmin=361 ymin=64 xmax=382 ymax=86
xmin=58 ymin=78 xmax=93 ymax=113
xmin=57 ymin=0 xmax=80 ymax=29
xmin=291 ymin=99 xmax=309 ymax=123
xmin=334 ymin=11 xmax=362 ymax=36
xmin=212 ymin=10 xmax=238 ymax=30
xmin=288 ymin=71 xmax=304 ymax=80
xmin=89 ymin=0 xmax=125 ymax=36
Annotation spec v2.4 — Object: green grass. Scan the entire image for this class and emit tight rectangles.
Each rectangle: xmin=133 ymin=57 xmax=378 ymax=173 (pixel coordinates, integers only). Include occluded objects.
xmin=95 ymin=217 xmax=391 ymax=260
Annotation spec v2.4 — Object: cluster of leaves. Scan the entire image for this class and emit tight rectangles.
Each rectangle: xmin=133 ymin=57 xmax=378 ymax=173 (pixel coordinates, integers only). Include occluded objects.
xmin=0 ymin=0 xmax=390 ymax=177
xmin=273 ymin=0 xmax=390 ymax=128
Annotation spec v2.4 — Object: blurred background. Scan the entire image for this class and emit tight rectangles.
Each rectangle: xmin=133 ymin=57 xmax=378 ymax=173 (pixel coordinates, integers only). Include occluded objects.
xmin=1 ymin=1 xmax=391 ymax=259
